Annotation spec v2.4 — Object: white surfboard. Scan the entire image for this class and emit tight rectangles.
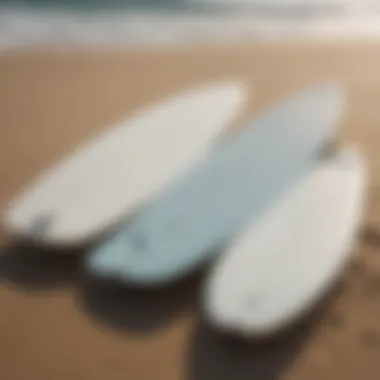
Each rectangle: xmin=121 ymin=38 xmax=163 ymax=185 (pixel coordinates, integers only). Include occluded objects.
xmin=4 ymin=81 xmax=246 ymax=247
xmin=204 ymin=145 xmax=365 ymax=338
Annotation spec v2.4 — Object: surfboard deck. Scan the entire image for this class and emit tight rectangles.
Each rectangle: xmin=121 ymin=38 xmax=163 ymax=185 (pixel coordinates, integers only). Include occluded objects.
xmin=203 ymin=146 xmax=365 ymax=338
xmin=86 ymin=84 xmax=344 ymax=285
xmin=3 ymin=81 xmax=246 ymax=247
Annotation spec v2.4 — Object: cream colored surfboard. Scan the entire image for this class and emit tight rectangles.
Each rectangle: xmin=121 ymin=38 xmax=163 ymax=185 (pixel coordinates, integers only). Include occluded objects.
xmin=204 ymin=145 xmax=365 ymax=338
xmin=4 ymin=81 xmax=247 ymax=247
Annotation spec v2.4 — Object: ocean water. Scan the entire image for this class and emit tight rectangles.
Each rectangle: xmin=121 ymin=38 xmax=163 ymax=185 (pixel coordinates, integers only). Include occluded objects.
xmin=0 ymin=0 xmax=363 ymax=12
xmin=1 ymin=0 xmax=187 ymax=11
xmin=0 ymin=0 xmax=379 ymax=49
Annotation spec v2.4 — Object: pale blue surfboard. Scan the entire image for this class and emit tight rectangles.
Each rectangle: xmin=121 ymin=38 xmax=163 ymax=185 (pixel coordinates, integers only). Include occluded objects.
xmin=86 ymin=84 xmax=344 ymax=285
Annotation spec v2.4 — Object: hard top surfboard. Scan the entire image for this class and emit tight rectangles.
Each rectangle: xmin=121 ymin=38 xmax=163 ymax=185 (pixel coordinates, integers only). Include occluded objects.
xmin=204 ymin=146 xmax=365 ymax=338
xmin=4 ymin=81 xmax=246 ymax=246
xmin=87 ymin=84 xmax=344 ymax=285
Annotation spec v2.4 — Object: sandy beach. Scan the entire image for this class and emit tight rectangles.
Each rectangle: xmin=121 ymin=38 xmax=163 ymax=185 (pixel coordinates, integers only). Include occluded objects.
xmin=0 ymin=42 xmax=380 ymax=380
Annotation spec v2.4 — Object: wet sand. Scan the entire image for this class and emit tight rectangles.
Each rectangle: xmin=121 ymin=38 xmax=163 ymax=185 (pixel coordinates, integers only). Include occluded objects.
xmin=0 ymin=43 xmax=380 ymax=380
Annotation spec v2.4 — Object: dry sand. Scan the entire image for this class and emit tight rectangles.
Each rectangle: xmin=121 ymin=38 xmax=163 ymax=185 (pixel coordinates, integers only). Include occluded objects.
xmin=0 ymin=42 xmax=380 ymax=380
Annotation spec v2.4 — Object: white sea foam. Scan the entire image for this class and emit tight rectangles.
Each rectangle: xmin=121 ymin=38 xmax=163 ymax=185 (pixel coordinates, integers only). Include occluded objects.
xmin=0 ymin=1 xmax=380 ymax=49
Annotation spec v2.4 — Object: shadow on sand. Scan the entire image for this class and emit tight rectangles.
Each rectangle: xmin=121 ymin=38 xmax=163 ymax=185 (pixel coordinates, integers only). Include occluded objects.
xmin=0 ymin=238 xmax=207 ymax=335
xmin=78 ymin=266 xmax=205 ymax=335
xmin=186 ymin=277 xmax=348 ymax=380
xmin=0 ymin=241 xmax=83 ymax=290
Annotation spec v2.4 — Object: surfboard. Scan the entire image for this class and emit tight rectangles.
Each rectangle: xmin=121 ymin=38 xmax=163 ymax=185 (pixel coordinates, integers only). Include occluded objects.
xmin=3 ymin=81 xmax=246 ymax=247
xmin=86 ymin=84 xmax=344 ymax=285
xmin=203 ymin=146 xmax=365 ymax=338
